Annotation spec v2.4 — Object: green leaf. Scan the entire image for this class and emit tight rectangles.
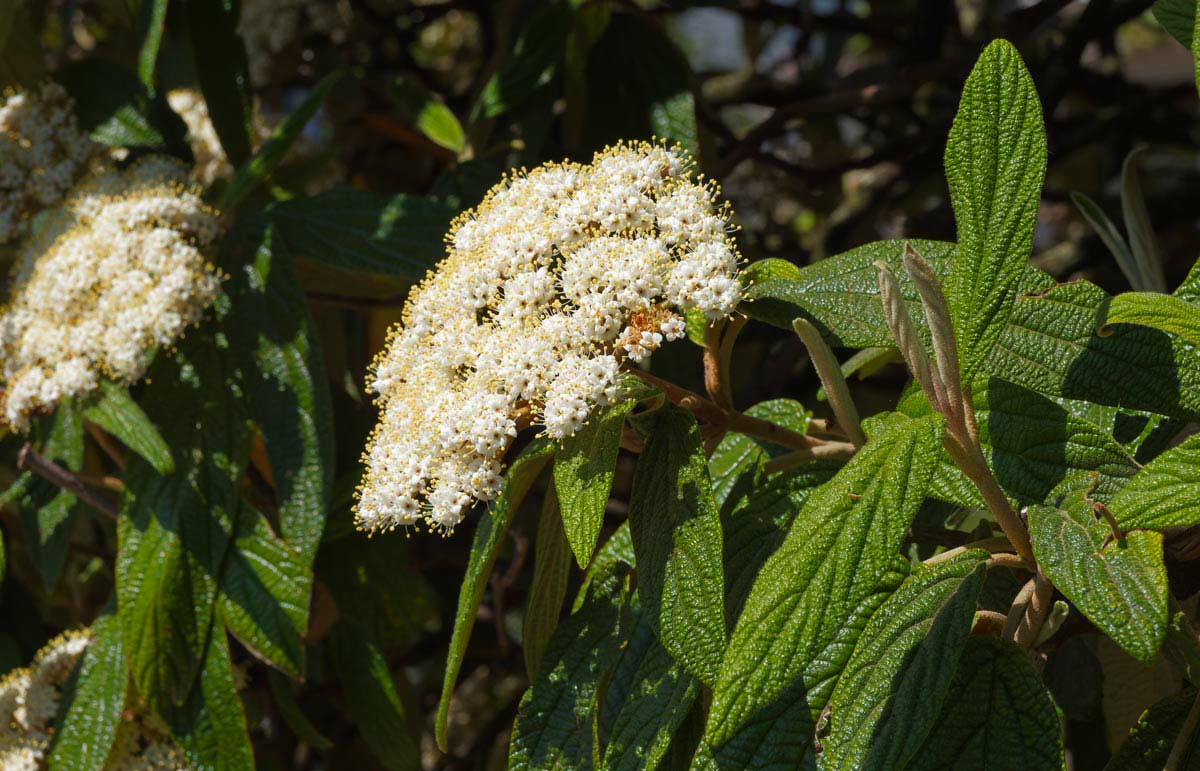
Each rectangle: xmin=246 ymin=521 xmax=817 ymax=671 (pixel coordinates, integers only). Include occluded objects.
xmin=416 ymin=99 xmax=465 ymax=153
xmin=82 ymin=380 xmax=173 ymax=474
xmin=117 ymin=331 xmax=250 ymax=709
xmin=1028 ymin=493 xmax=1169 ymax=665
xmin=599 ymin=605 xmax=699 ymax=771
xmin=1106 ymin=689 xmax=1198 ymax=770
xmin=329 ymin=623 xmax=420 ymax=771
xmin=1070 ymin=191 xmax=1142 ymax=291
xmin=435 ymin=439 xmax=555 ymax=750
xmin=163 ymin=629 xmax=255 ymax=771
xmin=46 ymin=614 xmax=127 ymax=771
xmin=943 ymin=39 xmax=1047 ymax=379
xmin=523 ymin=483 xmax=573 ymax=678
xmin=18 ymin=404 xmax=85 ymax=590
xmin=821 ymin=551 xmax=987 ymax=770
xmin=218 ymin=505 xmax=310 ymax=677
xmin=472 ymin=1 xmax=573 ymax=121
xmin=555 ymin=399 xmax=635 ymax=567
xmin=1154 ymin=0 xmax=1197 ymax=48
xmin=742 ymin=240 xmax=961 ymax=346
xmin=268 ymin=188 xmax=455 ymax=280
xmin=581 ymin=11 xmax=699 ymax=154
xmin=1104 ymin=292 xmax=1200 ymax=347
xmin=708 ymin=399 xmax=811 ymax=511
xmin=905 ymin=636 xmax=1063 ymax=771
xmin=229 ymin=225 xmax=334 ymax=568
xmin=136 ymin=0 xmax=168 ymax=87
xmin=1175 ymin=258 xmax=1200 ymax=304
xmin=510 ymin=561 xmax=632 ymax=771
xmin=701 ymin=412 xmax=943 ymax=770
xmin=266 ymin=669 xmax=333 ymax=750
xmin=223 ymin=70 xmax=341 ymax=208
xmin=56 ymin=59 xmax=186 ymax=150
xmin=990 ymin=280 xmax=1200 ymax=420
xmin=186 ymin=0 xmax=253 ymax=165
xmin=628 ymin=405 xmax=726 ymax=686
xmin=1120 ymin=148 xmax=1166 ymax=293
xmin=1110 ymin=434 xmax=1200 ymax=531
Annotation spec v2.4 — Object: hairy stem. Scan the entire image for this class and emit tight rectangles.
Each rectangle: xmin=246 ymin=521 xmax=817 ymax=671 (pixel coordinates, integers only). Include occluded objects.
xmin=1013 ymin=570 xmax=1054 ymax=648
xmin=792 ymin=318 xmax=866 ymax=446
xmin=18 ymin=443 xmax=118 ymax=521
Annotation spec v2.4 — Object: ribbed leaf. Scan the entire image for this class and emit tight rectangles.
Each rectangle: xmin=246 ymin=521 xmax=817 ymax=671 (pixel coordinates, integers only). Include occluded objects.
xmin=943 ymin=39 xmax=1046 ymax=379
xmin=229 ymin=224 xmax=334 ymax=568
xmin=628 ymin=405 xmax=726 ymax=686
xmin=268 ymin=188 xmax=455 ymax=280
xmin=905 ymin=636 xmax=1063 ymax=771
xmin=708 ymin=399 xmax=811 ymax=512
xmin=821 ymin=551 xmax=987 ymax=770
xmin=1110 ymin=434 xmax=1200 ymax=531
xmin=223 ymin=70 xmax=341 ymax=208
xmin=435 ymin=439 xmax=555 ymax=749
xmin=1154 ymin=0 xmax=1197 ymax=47
xmin=555 ymin=399 xmax=635 ymax=567
xmin=117 ymin=331 xmax=250 ymax=710
xmin=599 ymin=606 xmax=699 ymax=771
xmin=218 ymin=505 xmax=310 ymax=677
xmin=186 ymin=0 xmax=253 ymax=165
xmin=1106 ymin=689 xmax=1198 ymax=770
xmin=701 ymin=412 xmax=943 ymax=770
xmin=510 ymin=561 xmax=633 ymax=771
xmin=329 ymin=623 xmax=420 ymax=771
xmin=163 ymin=629 xmax=255 ymax=771
xmin=46 ymin=614 xmax=127 ymax=771
xmin=523 ymin=484 xmax=573 ymax=678
xmin=82 ymin=380 xmax=173 ymax=474
xmin=1176 ymin=258 xmax=1200 ymax=304
xmin=1105 ymin=292 xmax=1200 ymax=347
xmin=1028 ymin=494 xmax=1169 ymax=665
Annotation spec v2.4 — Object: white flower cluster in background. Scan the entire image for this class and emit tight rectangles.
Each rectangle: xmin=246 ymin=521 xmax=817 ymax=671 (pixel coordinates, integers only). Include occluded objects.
xmin=0 ymin=629 xmax=194 ymax=771
xmin=0 ymin=157 xmax=223 ymax=428
xmin=238 ymin=0 xmax=351 ymax=85
xmin=357 ymin=141 xmax=742 ymax=534
xmin=167 ymin=89 xmax=235 ymax=187
xmin=0 ymin=83 xmax=97 ymax=244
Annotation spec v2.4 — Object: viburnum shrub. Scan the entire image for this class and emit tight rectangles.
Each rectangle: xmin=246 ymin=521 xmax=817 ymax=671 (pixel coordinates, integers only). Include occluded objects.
xmin=1 ymin=3 xmax=1200 ymax=771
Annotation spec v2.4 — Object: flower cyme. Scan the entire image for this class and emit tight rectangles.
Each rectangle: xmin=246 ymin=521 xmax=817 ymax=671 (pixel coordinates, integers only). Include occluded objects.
xmin=0 ymin=157 xmax=223 ymax=427
xmin=0 ymin=83 xmax=97 ymax=244
xmin=357 ymin=141 xmax=742 ymax=534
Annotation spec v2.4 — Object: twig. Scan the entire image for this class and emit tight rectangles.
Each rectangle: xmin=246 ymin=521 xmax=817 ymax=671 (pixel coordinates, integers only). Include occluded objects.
xmin=84 ymin=421 xmax=126 ymax=470
xmin=1013 ymin=570 xmax=1055 ymax=648
xmin=17 ymin=443 xmax=118 ymax=521
xmin=986 ymin=552 xmax=1030 ymax=570
xmin=972 ymin=610 xmax=1009 ymax=636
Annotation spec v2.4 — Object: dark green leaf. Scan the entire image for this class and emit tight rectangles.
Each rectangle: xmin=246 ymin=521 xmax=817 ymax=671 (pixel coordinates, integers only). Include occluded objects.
xmin=509 ymin=561 xmax=632 ymax=771
xmin=82 ymin=380 xmax=173 ymax=474
xmin=268 ymin=188 xmax=456 ymax=280
xmin=1154 ymin=0 xmax=1197 ymax=48
xmin=822 ymin=551 xmax=987 ymax=769
xmin=628 ymin=405 xmax=726 ymax=686
xmin=47 ymin=614 xmax=127 ymax=771
xmin=19 ymin=404 xmax=84 ymax=590
xmin=943 ymin=39 xmax=1046 ymax=378
xmin=599 ymin=605 xmax=699 ymax=771
xmin=229 ymin=225 xmax=334 ymax=567
xmin=56 ymin=59 xmax=186 ymax=150
xmin=1070 ymin=191 xmax=1141 ymax=291
xmin=1029 ymin=493 xmax=1169 ymax=665
xmin=435 ymin=439 xmax=555 ymax=749
xmin=523 ymin=483 xmax=573 ymax=678
xmin=117 ymin=331 xmax=250 ymax=709
xmin=329 ymin=623 xmax=420 ymax=771
xmin=136 ymin=0 xmax=168 ymax=87
xmin=266 ymin=669 xmax=333 ymax=750
xmin=1106 ymin=689 xmax=1199 ymax=770
xmin=223 ymin=71 xmax=342 ymax=208
xmin=905 ymin=636 xmax=1063 ymax=771
xmin=701 ymin=412 xmax=943 ymax=770
xmin=472 ymin=1 xmax=573 ymax=121
xmin=163 ymin=629 xmax=255 ymax=771
xmin=1110 ymin=434 xmax=1200 ymax=531
xmin=555 ymin=399 xmax=635 ymax=567
xmin=708 ymin=399 xmax=811 ymax=511
xmin=186 ymin=0 xmax=254 ymax=165
xmin=218 ymin=505 xmax=310 ymax=677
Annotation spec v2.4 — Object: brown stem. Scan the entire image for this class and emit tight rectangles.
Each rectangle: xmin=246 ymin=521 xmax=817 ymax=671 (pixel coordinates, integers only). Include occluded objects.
xmin=703 ymin=320 xmax=734 ymax=412
xmin=84 ymin=421 xmax=126 ymax=470
xmin=17 ymin=443 xmax=118 ymax=521
xmin=945 ymin=440 xmax=1035 ymax=567
xmin=1013 ymin=570 xmax=1055 ymax=648
xmin=972 ymin=610 xmax=1009 ymax=636
xmin=986 ymin=552 xmax=1030 ymax=571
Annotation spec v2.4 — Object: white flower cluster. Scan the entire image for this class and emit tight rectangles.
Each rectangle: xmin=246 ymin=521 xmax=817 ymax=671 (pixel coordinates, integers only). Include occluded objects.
xmin=167 ymin=89 xmax=235 ymax=187
xmin=0 ymin=630 xmax=193 ymax=771
xmin=0 ymin=83 xmax=97 ymax=244
xmin=0 ymin=157 xmax=222 ymax=428
xmin=238 ymin=0 xmax=350 ymax=85
xmin=357 ymin=141 xmax=742 ymax=534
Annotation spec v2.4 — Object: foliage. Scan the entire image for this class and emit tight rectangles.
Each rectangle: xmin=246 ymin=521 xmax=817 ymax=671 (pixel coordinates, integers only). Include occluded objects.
xmin=2 ymin=3 xmax=1200 ymax=771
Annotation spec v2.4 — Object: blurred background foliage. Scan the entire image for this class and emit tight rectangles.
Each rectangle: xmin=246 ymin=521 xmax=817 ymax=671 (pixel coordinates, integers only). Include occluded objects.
xmin=1 ymin=0 xmax=1198 ymax=769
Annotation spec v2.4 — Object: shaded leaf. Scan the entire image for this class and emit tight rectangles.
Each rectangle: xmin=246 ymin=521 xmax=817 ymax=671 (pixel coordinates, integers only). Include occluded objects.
xmin=56 ymin=58 xmax=186 ymax=151
xmin=82 ymin=380 xmax=173 ymax=474
xmin=267 ymin=669 xmax=333 ymax=750
xmin=628 ymin=405 xmax=726 ymax=686
xmin=1106 ymin=689 xmax=1198 ymax=770
xmin=186 ymin=0 xmax=253 ymax=165
xmin=523 ymin=483 xmax=573 ymax=678
xmin=163 ymin=629 xmax=255 ymax=771
xmin=473 ymin=1 xmax=573 ymax=121
xmin=1105 ymin=292 xmax=1200 ymax=347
